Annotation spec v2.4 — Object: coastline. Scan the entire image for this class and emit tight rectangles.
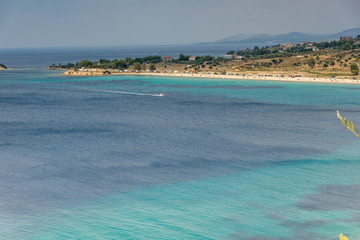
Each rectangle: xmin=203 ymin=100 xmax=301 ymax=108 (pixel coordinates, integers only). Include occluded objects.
xmin=63 ymin=69 xmax=360 ymax=85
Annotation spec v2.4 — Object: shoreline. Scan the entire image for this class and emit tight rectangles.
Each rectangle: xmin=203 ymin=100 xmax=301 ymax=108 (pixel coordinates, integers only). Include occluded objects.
xmin=62 ymin=69 xmax=360 ymax=85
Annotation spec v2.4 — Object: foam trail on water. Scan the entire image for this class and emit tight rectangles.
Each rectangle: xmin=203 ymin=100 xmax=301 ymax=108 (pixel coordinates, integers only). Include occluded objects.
xmin=79 ymin=88 xmax=165 ymax=97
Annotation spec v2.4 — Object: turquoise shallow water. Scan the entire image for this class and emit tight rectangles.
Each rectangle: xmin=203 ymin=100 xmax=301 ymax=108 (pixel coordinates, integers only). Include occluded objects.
xmin=4 ymin=147 xmax=360 ymax=240
xmin=1 ymin=70 xmax=360 ymax=239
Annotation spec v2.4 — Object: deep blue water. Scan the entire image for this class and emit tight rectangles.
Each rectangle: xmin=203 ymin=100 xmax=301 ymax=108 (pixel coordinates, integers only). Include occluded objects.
xmin=0 ymin=44 xmax=266 ymax=69
xmin=1 ymin=48 xmax=360 ymax=239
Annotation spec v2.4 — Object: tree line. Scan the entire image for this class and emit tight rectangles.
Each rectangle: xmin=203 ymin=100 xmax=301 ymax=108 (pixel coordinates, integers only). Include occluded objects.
xmin=226 ymin=35 xmax=360 ymax=60
xmin=49 ymin=54 xmax=229 ymax=70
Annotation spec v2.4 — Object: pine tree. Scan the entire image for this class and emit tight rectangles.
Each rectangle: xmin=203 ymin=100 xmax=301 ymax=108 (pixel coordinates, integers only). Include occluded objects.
xmin=350 ymin=63 xmax=359 ymax=75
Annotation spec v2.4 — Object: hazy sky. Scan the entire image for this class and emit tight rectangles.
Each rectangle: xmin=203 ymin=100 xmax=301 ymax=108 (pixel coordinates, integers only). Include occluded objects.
xmin=0 ymin=0 xmax=359 ymax=48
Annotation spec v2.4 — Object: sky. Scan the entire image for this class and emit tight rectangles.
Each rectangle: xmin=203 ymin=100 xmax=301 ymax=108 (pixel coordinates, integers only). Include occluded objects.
xmin=0 ymin=0 xmax=359 ymax=48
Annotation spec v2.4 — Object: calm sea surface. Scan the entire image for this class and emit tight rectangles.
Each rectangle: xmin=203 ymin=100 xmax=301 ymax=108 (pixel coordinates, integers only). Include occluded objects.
xmin=1 ymin=46 xmax=360 ymax=239
xmin=0 ymin=44 xmax=268 ymax=69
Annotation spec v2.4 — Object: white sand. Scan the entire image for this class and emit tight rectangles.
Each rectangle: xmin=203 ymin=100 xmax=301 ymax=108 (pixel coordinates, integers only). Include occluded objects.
xmin=63 ymin=70 xmax=360 ymax=85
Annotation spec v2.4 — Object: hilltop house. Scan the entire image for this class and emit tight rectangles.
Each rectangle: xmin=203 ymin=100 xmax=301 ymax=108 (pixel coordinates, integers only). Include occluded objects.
xmin=162 ymin=56 xmax=172 ymax=62
xmin=189 ymin=56 xmax=196 ymax=61
xmin=223 ymin=55 xmax=234 ymax=59
xmin=305 ymin=46 xmax=319 ymax=51
xmin=280 ymin=43 xmax=298 ymax=50
xmin=340 ymin=36 xmax=353 ymax=41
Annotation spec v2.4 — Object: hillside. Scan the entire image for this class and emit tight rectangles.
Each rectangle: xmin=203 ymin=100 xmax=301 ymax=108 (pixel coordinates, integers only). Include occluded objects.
xmin=224 ymin=49 xmax=360 ymax=78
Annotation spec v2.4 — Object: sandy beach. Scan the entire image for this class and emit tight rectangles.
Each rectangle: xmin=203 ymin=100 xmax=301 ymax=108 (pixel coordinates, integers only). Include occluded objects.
xmin=63 ymin=69 xmax=360 ymax=85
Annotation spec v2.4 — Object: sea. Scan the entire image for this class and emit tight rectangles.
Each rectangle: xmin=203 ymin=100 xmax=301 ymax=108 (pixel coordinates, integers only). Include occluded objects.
xmin=1 ymin=45 xmax=360 ymax=239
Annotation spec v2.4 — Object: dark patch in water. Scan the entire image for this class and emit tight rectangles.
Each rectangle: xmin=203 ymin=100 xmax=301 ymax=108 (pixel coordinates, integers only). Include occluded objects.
xmin=0 ymin=143 xmax=13 ymax=146
xmin=298 ymin=184 xmax=360 ymax=211
xmin=151 ymin=84 xmax=194 ymax=88
xmin=247 ymin=202 xmax=264 ymax=209
xmin=151 ymin=84 xmax=284 ymax=90
xmin=227 ymin=232 xmax=298 ymax=240
xmin=266 ymin=212 xmax=285 ymax=220
xmin=175 ymin=99 xmax=276 ymax=108
xmin=281 ymin=220 xmax=327 ymax=228
xmin=27 ymin=127 xmax=114 ymax=135
xmin=203 ymin=85 xmax=284 ymax=90
xmin=343 ymin=88 xmax=360 ymax=90
xmin=228 ymin=220 xmax=324 ymax=239
xmin=150 ymin=157 xmax=222 ymax=169
xmin=318 ymin=89 xmax=336 ymax=92
xmin=71 ymin=79 xmax=150 ymax=86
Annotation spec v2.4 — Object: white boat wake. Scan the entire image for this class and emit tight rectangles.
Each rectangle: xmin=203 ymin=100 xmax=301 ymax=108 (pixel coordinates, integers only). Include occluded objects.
xmin=81 ymin=88 xmax=165 ymax=97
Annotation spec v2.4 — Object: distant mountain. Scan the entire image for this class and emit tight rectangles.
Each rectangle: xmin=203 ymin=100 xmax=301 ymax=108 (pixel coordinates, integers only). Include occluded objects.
xmin=329 ymin=28 xmax=360 ymax=38
xmin=209 ymin=28 xmax=360 ymax=45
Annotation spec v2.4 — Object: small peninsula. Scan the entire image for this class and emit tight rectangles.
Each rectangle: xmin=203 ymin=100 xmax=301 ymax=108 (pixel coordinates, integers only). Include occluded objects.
xmin=52 ymin=35 xmax=360 ymax=84
xmin=0 ymin=64 xmax=7 ymax=70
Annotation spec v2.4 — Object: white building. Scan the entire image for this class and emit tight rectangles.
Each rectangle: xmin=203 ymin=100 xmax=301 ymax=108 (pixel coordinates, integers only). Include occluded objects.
xmin=223 ymin=55 xmax=234 ymax=59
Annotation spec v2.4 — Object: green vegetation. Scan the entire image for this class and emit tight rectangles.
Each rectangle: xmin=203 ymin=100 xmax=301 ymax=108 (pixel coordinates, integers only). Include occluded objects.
xmin=315 ymin=38 xmax=359 ymax=50
xmin=111 ymin=59 xmax=127 ymax=69
xmin=50 ymin=53 xmax=228 ymax=72
xmin=219 ymin=36 xmax=360 ymax=77
xmin=133 ymin=62 xmax=141 ymax=71
xmin=226 ymin=35 xmax=360 ymax=61
xmin=172 ymin=54 xmax=217 ymax=65
xmin=50 ymin=55 xmax=163 ymax=70
xmin=178 ymin=54 xmax=189 ymax=61
xmin=351 ymin=63 xmax=359 ymax=75
xmin=149 ymin=63 xmax=156 ymax=71
xmin=77 ymin=60 xmax=93 ymax=68
xmin=49 ymin=62 xmax=75 ymax=69
xmin=0 ymin=63 xmax=7 ymax=69
xmin=308 ymin=58 xmax=315 ymax=68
